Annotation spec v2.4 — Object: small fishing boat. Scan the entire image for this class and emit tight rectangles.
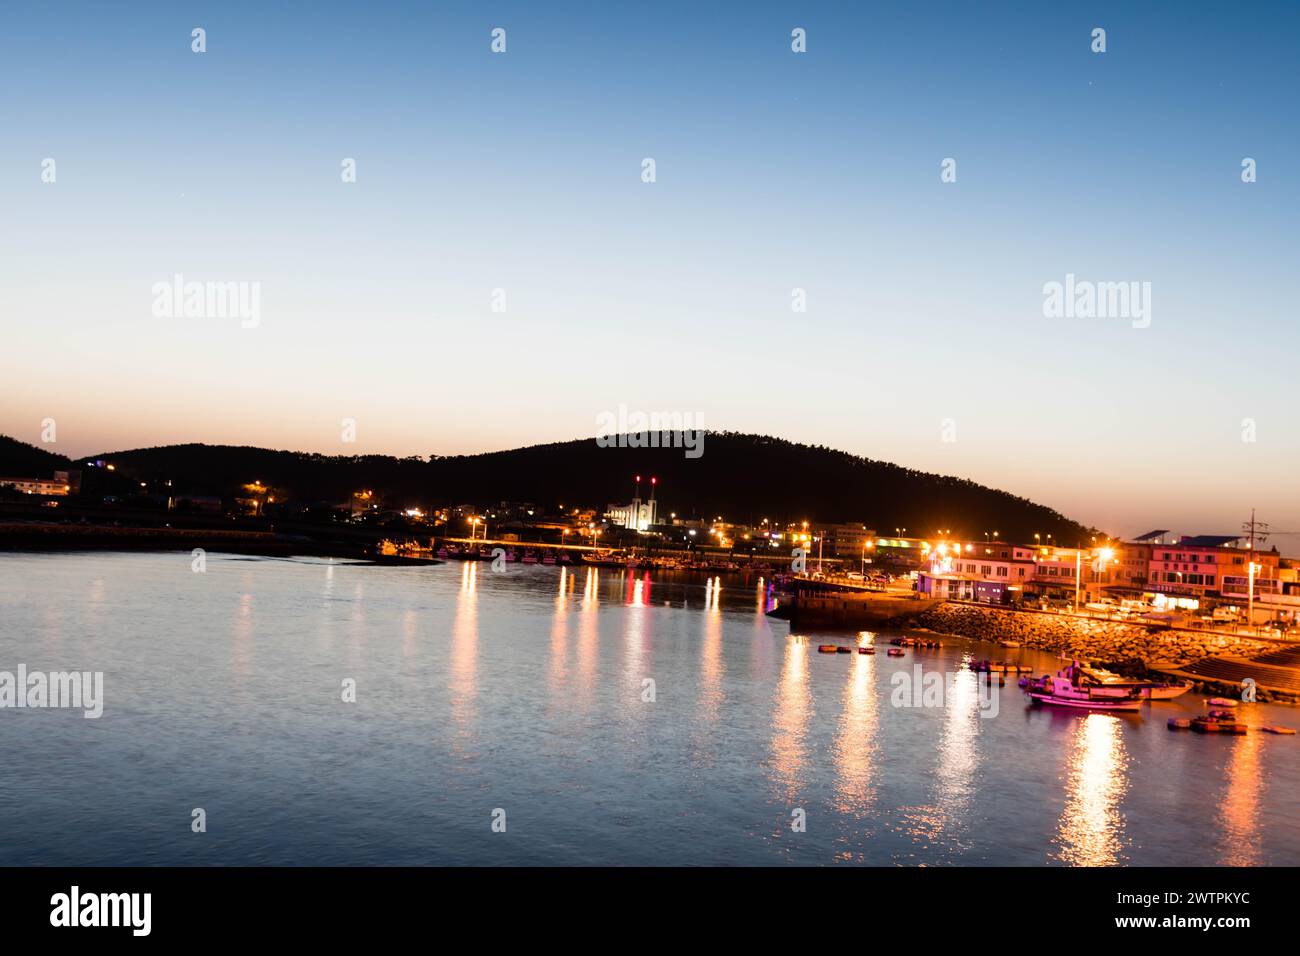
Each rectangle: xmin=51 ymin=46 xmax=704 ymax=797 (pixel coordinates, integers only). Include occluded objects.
xmin=1262 ymin=726 xmax=1296 ymax=735
xmin=886 ymin=648 xmax=905 ymax=657
xmin=836 ymin=646 xmax=854 ymax=654
xmin=818 ymin=645 xmax=839 ymax=654
xmin=858 ymin=647 xmax=876 ymax=655
xmin=1023 ymin=662 xmax=1143 ymax=712
xmin=999 ymin=639 xmax=1021 ymax=648
xmin=1167 ymin=717 xmax=1191 ymax=730
xmin=1207 ymin=697 xmax=1239 ymax=709
xmin=542 ymin=553 xmax=557 ymax=565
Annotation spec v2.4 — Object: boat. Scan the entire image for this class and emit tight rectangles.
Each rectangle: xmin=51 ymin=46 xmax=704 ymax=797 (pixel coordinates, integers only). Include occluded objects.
xmin=542 ymin=553 xmax=557 ymax=565
xmin=836 ymin=646 xmax=853 ymax=654
xmin=1023 ymin=662 xmax=1144 ymax=711
xmin=886 ymin=648 xmax=905 ymax=657
xmin=1262 ymin=726 xmax=1296 ymax=735
xmin=818 ymin=645 xmax=839 ymax=654
xmin=858 ymin=647 xmax=876 ymax=655
xmin=1207 ymin=697 xmax=1239 ymax=709
xmin=999 ymin=639 xmax=1021 ymax=648
xmin=1167 ymin=717 xmax=1191 ymax=730
xmin=1077 ymin=664 xmax=1192 ymax=700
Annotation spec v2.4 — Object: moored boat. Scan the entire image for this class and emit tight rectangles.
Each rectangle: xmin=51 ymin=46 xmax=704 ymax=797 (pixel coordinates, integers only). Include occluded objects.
xmin=1077 ymin=664 xmax=1192 ymax=700
xmin=1023 ymin=662 xmax=1143 ymax=712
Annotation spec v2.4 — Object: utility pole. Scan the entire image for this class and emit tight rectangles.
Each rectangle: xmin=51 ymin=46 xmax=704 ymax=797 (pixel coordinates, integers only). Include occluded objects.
xmin=1243 ymin=509 xmax=1264 ymax=629
xmin=1074 ymin=546 xmax=1082 ymax=613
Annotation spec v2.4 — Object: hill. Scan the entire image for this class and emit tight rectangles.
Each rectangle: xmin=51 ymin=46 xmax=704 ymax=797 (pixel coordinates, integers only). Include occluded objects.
xmin=15 ymin=432 xmax=1095 ymax=541
xmin=0 ymin=435 xmax=71 ymax=476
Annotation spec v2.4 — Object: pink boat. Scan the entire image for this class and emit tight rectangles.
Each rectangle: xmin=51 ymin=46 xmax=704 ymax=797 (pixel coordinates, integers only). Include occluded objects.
xmin=1024 ymin=663 xmax=1143 ymax=712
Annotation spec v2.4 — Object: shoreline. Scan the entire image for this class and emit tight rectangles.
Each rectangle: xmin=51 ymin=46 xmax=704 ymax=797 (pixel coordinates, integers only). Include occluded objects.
xmin=904 ymin=603 xmax=1298 ymax=704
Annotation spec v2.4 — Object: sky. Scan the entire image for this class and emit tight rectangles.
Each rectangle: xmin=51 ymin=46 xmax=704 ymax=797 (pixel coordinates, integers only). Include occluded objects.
xmin=1 ymin=1 xmax=1297 ymax=539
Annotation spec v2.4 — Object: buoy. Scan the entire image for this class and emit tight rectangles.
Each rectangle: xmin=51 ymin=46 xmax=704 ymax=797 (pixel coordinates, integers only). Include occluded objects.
xmin=818 ymin=645 xmax=838 ymax=654
xmin=1167 ymin=717 xmax=1191 ymax=730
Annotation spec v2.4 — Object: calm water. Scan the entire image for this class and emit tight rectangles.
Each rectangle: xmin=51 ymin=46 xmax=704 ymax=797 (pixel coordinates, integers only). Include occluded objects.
xmin=0 ymin=551 xmax=1297 ymax=866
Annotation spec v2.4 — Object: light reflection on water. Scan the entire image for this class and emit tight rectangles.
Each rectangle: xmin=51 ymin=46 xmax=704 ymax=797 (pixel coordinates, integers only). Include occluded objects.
xmin=0 ymin=552 xmax=1296 ymax=866
xmin=1219 ymin=727 xmax=1263 ymax=866
xmin=1054 ymin=714 xmax=1130 ymax=866
xmin=830 ymin=640 xmax=878 ymax=854
xmin=770 ymin=635 xmax=812 ymax=804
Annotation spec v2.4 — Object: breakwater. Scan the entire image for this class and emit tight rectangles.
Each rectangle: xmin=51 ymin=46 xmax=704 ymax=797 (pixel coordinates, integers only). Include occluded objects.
xmin=914 ymin=602 xmax=1271 ymax=669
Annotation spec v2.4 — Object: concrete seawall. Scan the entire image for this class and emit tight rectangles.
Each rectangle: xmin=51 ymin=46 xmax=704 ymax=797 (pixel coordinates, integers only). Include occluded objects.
xmin=914 ymin=602 xmax=1271 ymax=669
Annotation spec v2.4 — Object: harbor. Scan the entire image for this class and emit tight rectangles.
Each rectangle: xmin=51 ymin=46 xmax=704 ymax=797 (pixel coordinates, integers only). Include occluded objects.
xmin=1 ymin=551 xmax=1295 ymax=867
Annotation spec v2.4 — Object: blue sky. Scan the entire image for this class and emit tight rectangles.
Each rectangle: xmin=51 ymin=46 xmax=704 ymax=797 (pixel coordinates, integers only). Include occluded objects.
xmin=1 ymin=1 xmax=1297 ymax=536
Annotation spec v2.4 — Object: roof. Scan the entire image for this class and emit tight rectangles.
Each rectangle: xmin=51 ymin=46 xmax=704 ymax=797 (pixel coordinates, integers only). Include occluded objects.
xmin=1175 ymin=534 xmax=1244 ymax=548
xmin=1133 ymin=529 xmax=1171 ymax=541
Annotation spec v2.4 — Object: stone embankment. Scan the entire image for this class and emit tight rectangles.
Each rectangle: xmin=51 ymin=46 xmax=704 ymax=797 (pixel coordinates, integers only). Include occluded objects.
xmin=914 ymin=602 xmax=1270 ymax=669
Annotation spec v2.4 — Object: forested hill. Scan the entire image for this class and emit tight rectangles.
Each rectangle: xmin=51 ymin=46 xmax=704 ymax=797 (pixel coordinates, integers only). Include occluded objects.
xmin=0 ymin=432 xmax=1095 ymax=541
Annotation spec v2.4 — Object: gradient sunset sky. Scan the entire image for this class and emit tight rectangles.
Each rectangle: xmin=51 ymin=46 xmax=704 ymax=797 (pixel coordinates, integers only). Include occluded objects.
xmin=2 ymin=1 xmax=1297 ymax=538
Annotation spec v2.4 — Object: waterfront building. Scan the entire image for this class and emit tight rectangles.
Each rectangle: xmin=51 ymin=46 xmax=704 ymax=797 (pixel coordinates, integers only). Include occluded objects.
xmin=817 ymin=522 xmax=877 ymax=558
xmin=0 ymin=475 xmax=73 ymax=496
xmin=605 ymin=476 xmax=658 ymax=532
xmin=917 ymin=539 xmax=1037 ymax=603
xmin=1145 ymin=535 xmax=1279 ymax=599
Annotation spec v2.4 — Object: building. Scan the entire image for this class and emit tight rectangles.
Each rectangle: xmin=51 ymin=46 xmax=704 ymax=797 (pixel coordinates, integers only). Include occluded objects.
xmin=0 ymin=475 xmax=73 ymax=496
xmin=1146 ymin=534 xmax=1279 ymax=600
xmin=918 ymin=539 xmax=1037 ymax=603
xmin=605 ymin=476 xmax=659 ymax=532
xmin=817 ymin=523 xmax=876 ymax=559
